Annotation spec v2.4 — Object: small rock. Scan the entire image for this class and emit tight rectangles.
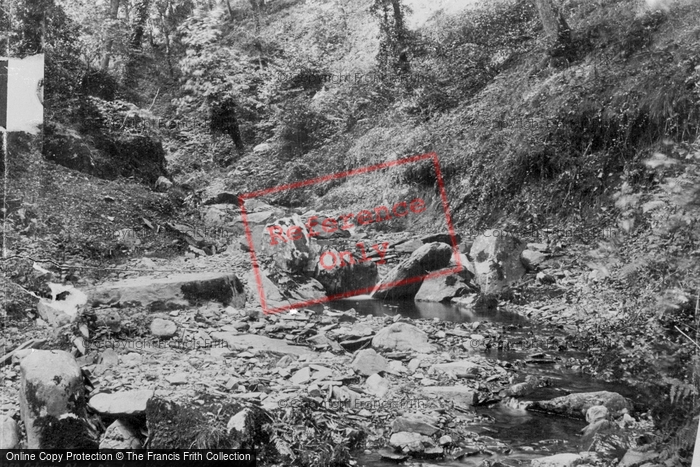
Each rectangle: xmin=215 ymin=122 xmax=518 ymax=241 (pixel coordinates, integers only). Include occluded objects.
xmin=378 ymin=448 xmax=408 ymax=461
xmin=421 ymin=386 xmax=477 ymax=406
xmin=372 ymin=322 xmax=434 ymax=353
xmin=391 ymin=413 xmax=440 ymax=436
xmin=439 ymin=435 xmax=452 ymax=445
xmin=290 ymin=367 xmax=312 ymax=385
xmin=0 ymin=415 xmax=20 ymax=449
xmin=100 ymin=420 xmax=142 ymax=449
xmin=97 ymin=349 xmax=119 ymax=368
xmin=365 ymin=373 xmax=390 ymax=398
xmin=531 ymin=453 xmax=582 ymax=467
xmin=276 ymin=356 xmax=294 ymax=368
xmin=227 ymin=408 xmax=253 ymax=436
xmin=536 ymin=271 xmax=556 ymax=284
xmin=431 ymin=360 xmax=480 ymax=378
xmin=389 ymin=431 xmax=432 ymax=453
xmin=586 ymin=405 xmax=609 ymax=423
xmin=521 ymin=250 xmax=547 ymax=271
xmin=155 ymin=176 xmax=173 ymax=192
xmin=166 ymin=373 xmax=189 ymax=385
xmin=150 ymin=318 xmax=177 ymax=338
xmin=351 ymin=349 xmax=388 ymax=376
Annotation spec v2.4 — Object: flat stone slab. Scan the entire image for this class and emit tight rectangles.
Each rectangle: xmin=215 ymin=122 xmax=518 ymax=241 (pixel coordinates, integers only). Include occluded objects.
xmin=211 ymin=332 xmax=315 ymax=357
xmin=89 ymin=390 xmax=154 ymax=416
xmin=421 ymin=386 xmax=477 ymax=406
xmin=86 ymin=272 xmax=245 ymax=310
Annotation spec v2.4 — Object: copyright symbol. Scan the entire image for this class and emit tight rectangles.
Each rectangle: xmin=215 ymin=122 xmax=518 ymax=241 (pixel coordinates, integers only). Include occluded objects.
xmin=470 ymin=339 xmax=481 ymax=348
xmin=116 ymin=452 xmax=124 ymax=460
xmin=278 ymin=399 xmax=287 ymax=408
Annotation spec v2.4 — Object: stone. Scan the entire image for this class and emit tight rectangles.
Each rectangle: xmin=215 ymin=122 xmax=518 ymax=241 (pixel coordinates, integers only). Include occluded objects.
xmin=421 ymin=233 xmax=461 ymax=245
xmin=372 ymin=322 xmax=434 ymax=353
xmin=378 ymin=449 xmax=408 ymax=461
xmin=314 ymin=248 xmax=378 ymax=297
xmin=391 ymin=413 xmax=440 ymax=435
xmin=244 ymin=269 xmax=291 ymax=310
xmin=586 ymin=405 xmax=609 ymax=423
xmin=211 ymin=332 xmax=315 ymax=357
xmin=527 ymin=391 xmax=631 ymax=419
xmin=97 ymin=349 xmax=119 ymax=369
xmin=386 ymin=360 xmax=406 ymax=375
xmin=0 ymin=415 xmax=20 ymax=449
xmin=227 ymin=408 xmax=253 ymax=436
xmin=166 ymin=373 xmax=189 ymax=385
xmin=290 ymin=367 xmax=312 ymax=385
xmin=86 ymin=272 xmax=246 ymax=310
xmin=19 ymin=350 xmax=89 ymax=448
xmin=421 ymin=386 xmax=477 ymax=406
xmin=365 ymin=374 xmax=390 ymax=398
xmin=470 ymin=230 xmax=526 ymax=295
xmin=414 ymin=270 xmax=471 ymax=302
xmin=94 ymin=309 xmax=122 ymax=332
xmin=372 ymin=242 xmax=454 ymax=299
xmin=431 ymin=360 xmax=480 ymax=378
xmin=100 ymin=420 xmax=142 ymax=449
xmin=351 ymin=349 xmax=388 ymax=376
xmin=407 ymin=357 xmax=423 ymax=373
xmin=340 ymin=336 xmax=374 ymax=352
xmin=618 ymin=449 xmax=660 ymax=467
xmin=155 ymin=176 xmax=173 ymax=192
xmin=150 ymin=318 xmax=177 ymax=338
xmin=537 ymin=271 xmax=556 ymax=284
xmin=89 ymin=390 xmax=153 ymax=416
xmin=262 ymin=214 xmax=321 ymax=275
xmin=439 ymin=435 xmax=452 ymax=445
xmin=288 ymin=277 xmax=327 ymax=301
xmin=389 ymin=431 xmax=432 ymax=453
xmin=531 ymin=453 xmax=582 ymax=467
xmin=36 ymin=284 xmax=87 ymax=327
xmin=521 ymin=249 xmax=547 ymax=271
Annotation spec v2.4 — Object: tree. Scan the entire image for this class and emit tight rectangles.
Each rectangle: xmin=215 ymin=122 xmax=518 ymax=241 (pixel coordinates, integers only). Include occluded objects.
xmin=101 ymin=0 xmax=121 ymax=69
xmin=370 ymin=0 xmax=410 ymax=75
xmin=122 ymin=0 xmax=152 ymax=87
xmin=534 ymin=0 xmax=571 ymax=58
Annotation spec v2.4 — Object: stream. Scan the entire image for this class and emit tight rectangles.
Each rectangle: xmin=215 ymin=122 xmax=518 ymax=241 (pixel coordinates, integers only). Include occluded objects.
xmin=326 ymin=297 xmax=635 ymax=466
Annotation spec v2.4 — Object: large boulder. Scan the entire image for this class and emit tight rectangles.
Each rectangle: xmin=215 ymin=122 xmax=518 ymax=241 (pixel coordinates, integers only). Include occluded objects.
xmin=372 ymin=243 xmax=453 ymax=299
xmin=469 ymin=230 xmax=526 ymax=295
xmin=19 ymin=350 xmax=94 ymax=448
xmin=527 ymin=391 xmax=631 ymax=419
xmin=314 ymin=248 xmax=378 ymax=297
xmin=262 ymin=214 xmax=321 ymax=275
xmin=86 ymin=272 xmax=245 ymax=310
xmin=372 ymin=322 xmax=434 ymax=353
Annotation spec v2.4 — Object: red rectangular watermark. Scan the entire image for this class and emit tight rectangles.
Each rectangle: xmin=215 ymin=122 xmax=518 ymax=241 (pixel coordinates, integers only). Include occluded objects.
xmin=239 ymin=152 xmax=462 ymax=314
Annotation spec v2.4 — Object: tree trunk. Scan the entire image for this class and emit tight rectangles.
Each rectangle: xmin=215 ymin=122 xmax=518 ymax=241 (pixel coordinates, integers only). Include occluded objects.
xmin=101 ymin=0 xmax=121 ymax=70
xmin=123 ymin=0 xmax=151 ymax=87
xmin=535 ymin=0 xmax=571 ymax=49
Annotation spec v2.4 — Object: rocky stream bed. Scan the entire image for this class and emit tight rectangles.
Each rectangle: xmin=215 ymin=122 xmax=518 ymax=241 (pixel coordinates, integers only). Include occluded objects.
xmin=0 ymin=200 xmax=663 ymax=467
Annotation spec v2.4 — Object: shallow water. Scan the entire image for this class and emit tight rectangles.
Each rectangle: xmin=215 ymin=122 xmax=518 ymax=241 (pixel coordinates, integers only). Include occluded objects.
xmin=328 ymin=297 xmax=633 ymax=466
